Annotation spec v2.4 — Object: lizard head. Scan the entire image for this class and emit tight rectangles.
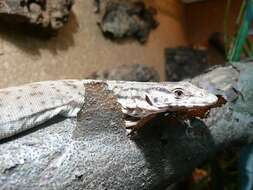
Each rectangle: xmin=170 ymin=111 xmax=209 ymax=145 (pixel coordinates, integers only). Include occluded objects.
xmin=114 ymin=81 xmax=218 ymax=119
xmin=144 ymin=82 xmax=218 ymax=112
xmin=114 ymin=81 xmax=219 ymax=131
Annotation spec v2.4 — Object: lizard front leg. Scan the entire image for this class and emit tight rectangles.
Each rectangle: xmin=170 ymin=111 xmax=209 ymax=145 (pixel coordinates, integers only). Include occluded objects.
xmin=124 ymin=114 xmax=157 ymax=137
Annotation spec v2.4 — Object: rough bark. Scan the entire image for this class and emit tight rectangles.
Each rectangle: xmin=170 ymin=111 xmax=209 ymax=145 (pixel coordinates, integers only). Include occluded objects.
xmin=0 ymin=0 xmax=74 ymax=29
xmin=0 ymin=62 xmax=252 ymax=190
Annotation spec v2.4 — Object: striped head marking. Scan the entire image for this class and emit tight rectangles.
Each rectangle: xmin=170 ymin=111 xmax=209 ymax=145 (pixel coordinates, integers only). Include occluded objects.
xmin=144 ymin=82 xmax=218 ymax=111
xmin=116 ymin=81 xmax=218 ymax=118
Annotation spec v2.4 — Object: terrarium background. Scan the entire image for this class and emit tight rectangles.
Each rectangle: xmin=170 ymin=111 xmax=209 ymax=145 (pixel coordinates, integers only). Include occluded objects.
xmin=0 ymin=0 xmax=242 ymax=88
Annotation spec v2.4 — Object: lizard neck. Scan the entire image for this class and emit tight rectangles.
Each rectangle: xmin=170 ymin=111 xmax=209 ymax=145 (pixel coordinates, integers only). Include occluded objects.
xmin=104 ymin=81 xmax=165 ymax=118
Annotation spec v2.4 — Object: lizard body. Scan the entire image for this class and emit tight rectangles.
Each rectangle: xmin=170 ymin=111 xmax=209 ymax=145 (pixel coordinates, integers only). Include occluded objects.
xmin=0 ymin=80 xmax=85 ymax=140
xmin=0 ymin=80 xmax=218 ymax=140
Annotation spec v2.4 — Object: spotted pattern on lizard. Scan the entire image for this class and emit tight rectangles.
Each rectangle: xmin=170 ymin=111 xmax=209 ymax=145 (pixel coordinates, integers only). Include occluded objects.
xmin=0 ymin=80 xmax=85 ymax=140
xmin=0 ymin=80 xmax=218 ymax=140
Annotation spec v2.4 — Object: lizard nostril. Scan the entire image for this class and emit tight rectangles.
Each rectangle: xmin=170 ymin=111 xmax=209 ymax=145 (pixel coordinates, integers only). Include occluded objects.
xmin=145 ymin=95 xmax=153 ymax=106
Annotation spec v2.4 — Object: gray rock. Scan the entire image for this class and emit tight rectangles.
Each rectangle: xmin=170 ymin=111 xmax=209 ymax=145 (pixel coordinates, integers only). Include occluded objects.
xmin=165 ymin=47 xmax=225 ymax=81
xmin=0 ymin=0 xmax=74 ymax=29
xmin=96 ymin=0 xmax=158 ymax=43
xmin=89 ymin=64 xmax=160 ymax=82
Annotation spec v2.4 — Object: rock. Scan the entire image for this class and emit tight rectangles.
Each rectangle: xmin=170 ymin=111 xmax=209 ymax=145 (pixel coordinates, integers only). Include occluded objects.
xmin=96 ymin=0 xmax=158 ymax=43
xmin=165 ymin=47 xmax=220 ymax=81
xmin=88 ymin=64 xmax=160 ymax=82
xmin=0 ymin=0 xmax=74 ymax=30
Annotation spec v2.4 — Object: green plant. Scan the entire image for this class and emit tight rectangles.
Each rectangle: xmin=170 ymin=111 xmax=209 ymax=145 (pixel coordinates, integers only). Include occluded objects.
xmin=225 ymin=0 xmax=253 ymax=61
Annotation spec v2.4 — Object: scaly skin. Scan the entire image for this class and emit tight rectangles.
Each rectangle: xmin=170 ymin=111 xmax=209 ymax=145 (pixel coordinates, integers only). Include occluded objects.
xmin=0 ymin=80 xmax=218 ymax=140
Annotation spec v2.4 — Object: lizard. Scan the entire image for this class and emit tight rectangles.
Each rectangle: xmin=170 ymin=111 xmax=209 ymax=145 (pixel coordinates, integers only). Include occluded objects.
xmin=0 ymin=79 xmax=218 ymax=140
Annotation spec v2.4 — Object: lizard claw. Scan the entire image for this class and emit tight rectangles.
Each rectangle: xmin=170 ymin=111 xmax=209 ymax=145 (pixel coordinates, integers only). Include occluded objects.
xmin=126 ymin=128 xmax=138 ymax=139
xmin=124 ymin=119 xmax=140 ymax=139
xmin=125 ymin=120 xmax=139 ymax=128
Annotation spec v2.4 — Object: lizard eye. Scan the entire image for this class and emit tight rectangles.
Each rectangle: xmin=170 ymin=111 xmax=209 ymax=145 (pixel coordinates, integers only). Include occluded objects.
xmin=173 ymin=89 xmax=184 ymax=98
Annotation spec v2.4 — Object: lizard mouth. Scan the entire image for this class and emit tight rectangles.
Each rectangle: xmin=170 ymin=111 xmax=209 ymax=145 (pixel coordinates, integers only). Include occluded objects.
xmin=171 ymin=95 xmax=226 ymax=119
